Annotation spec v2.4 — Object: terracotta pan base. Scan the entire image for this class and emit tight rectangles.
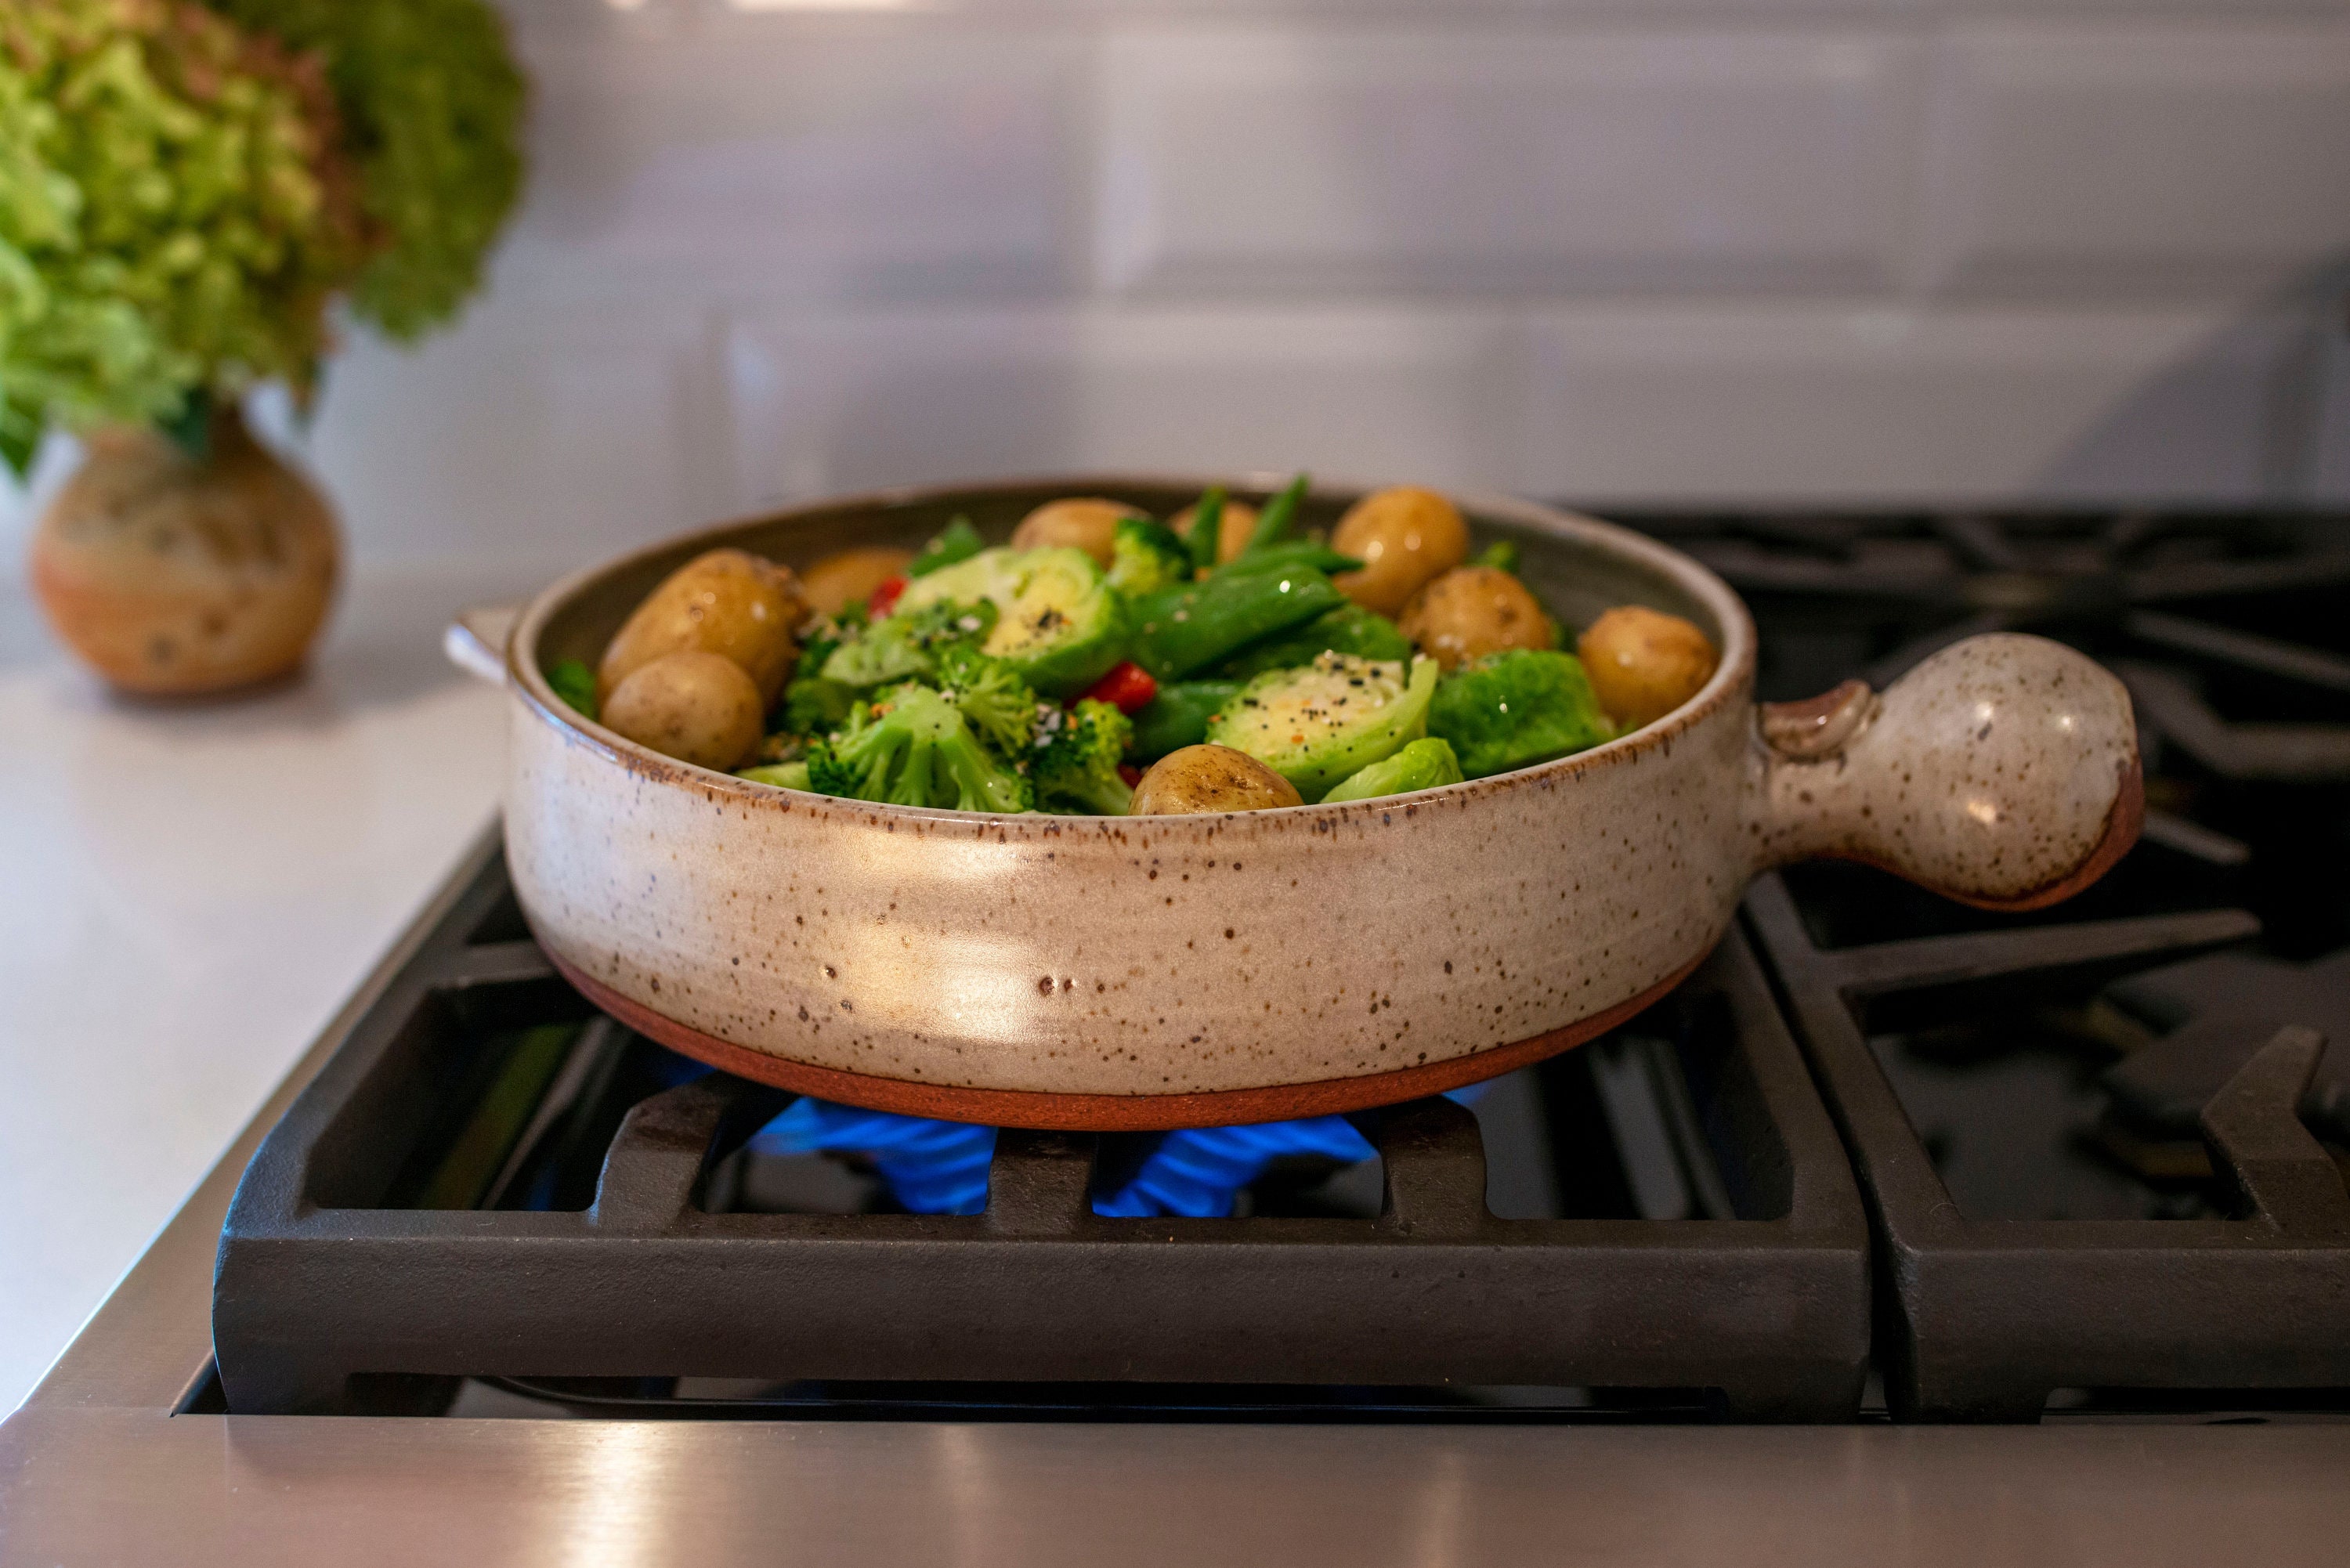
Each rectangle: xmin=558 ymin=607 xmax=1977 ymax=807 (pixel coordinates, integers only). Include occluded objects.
xmin=545 ymin=945 xmax=1710 ymax=1130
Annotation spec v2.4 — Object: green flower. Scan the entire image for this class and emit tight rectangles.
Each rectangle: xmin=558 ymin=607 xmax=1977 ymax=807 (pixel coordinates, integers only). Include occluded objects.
xmin=204 ymin=0 xmax=526 ymax=341
xmin=0 ymin=0 xmax=363 ymax=471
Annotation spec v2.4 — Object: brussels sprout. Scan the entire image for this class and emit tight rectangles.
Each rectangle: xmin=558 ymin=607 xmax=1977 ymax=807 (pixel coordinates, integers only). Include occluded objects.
xmin=1321 ymin=738 xmax=1464 ymax=804
xmin=895 ymin=547 xmax=1127 ymax=697
xmin=1206 ymin=652 xmax=1437 ymax=803
xmin=1427 ymin=649 xmax=1614 ymax=779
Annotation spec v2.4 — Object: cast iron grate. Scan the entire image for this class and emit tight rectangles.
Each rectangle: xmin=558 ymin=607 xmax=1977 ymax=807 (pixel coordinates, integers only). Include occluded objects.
xmin=212 ymin=838 xmax=1871 ymax=1421
xmin=1657 ymin=511 xmax=2350 ymax=1422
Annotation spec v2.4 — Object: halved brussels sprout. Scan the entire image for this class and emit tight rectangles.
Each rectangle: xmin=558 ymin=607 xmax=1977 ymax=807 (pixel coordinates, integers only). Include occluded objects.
xmin=1206 ymin=651 xmax=1437 ymax=802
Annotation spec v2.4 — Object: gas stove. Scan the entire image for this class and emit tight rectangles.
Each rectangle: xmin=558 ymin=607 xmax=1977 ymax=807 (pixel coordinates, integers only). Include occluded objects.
xmin=7 ymin=512 xmax=2350 ymax=1563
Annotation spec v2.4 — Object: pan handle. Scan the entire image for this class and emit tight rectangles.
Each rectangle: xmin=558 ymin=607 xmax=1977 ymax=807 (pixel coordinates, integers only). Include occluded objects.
xmin=1744 ymin=633 xmax=2142 ymax=912
xmin=443 ymin=602 xmax=522 ymax=686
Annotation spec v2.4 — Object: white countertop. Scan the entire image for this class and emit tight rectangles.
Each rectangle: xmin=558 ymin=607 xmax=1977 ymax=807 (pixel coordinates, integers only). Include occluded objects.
xmin=0 ymin=565 xmax=540 ymax=1415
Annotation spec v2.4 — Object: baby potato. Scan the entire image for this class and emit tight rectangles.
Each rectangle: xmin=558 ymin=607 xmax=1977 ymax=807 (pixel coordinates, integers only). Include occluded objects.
xmin=801 ymin=546 xmax=913 ymax=617
xmin=1576 ymin=605 xmax=1720 ymax=732
xmin=1011 ymin=498 xmax=1143 ymax=567
xmin=602 ymin=650 xmax=765 ymax=771
xmin=1170 ymin=499 xmax=1261 ymax=566
xmin=598 ymin=547 xmax=808 ymax=708
xmin=1330 ymin=487 xmax=1469 ymax=616
xmin=1130 ymin=743 xmax=1303 ymax=815
xmin=1399 ymin=566 xmax=1551 ymax=671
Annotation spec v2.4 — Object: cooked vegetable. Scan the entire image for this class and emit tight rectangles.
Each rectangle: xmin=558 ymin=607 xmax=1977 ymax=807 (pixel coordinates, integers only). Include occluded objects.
xmin=1080 ymin=660 xmax=1159 ymax=715
xmin=737 ymin=761 xmax=812 ymax=790
xmin=1330 ymin=488 xmax=1469 ymax=616
xmin=1206 ymin=652 xmax=1437 ymax=802
xmin=1129 ymin=680 xmax=1241 ymax=762
xmin=1173 ymin=493 xmax=1257 ymax=569
xmin=1321 ymin=738 xmax=1464 ymax=804
xmin=894 ymin=547 xmax=1127 ymax=696
xmin=801 ymin=547 xmax=913 ymax=617
xmin=933 ymin=644 xmax=1040 ymax=755
xmin=1576 ymin=606 xmax=1720 ymax=732
xmin=1032 ymin=698 xmax=1135 ymax=816
xmin=548 ymin=658 xmax=598 ymax=720
xmin=1107 ymin=516 xmax=1194 ymax=597
xmin=1217 ymin=603 xmax=1409 ymax=680
xmin=822 ymin=599 xmax=996 ymax=690
xmin=1216 ymin=540 xmax=1364 ymax=580
xmin=1400 ymin=565 xmax=1553 ymax=672
xmin=807 ymin=684 xmax=1033 ymax=814
xmin=906 ymin=516 xmax=985 ymax=579
xmin=603 ymin=650 xmax=765 ymax=771
xmin=1129 ymin=565 xmax=1347 ymax=681
xmin=1473 ymin=539 xmax=1521 ymax=574
xmin=1011 ymin=497 xmax=1142 ymax=566
xmin=866 ymin=576 xmax=909 ymax=619
xmin=1130 ymin=744 xmax=1302 ymax=815
xmin=597 ymin=548 xmax=808 ymax=707
xmin=1427 ymin=650 xmax=1614 ymax=779
xmin=1238 ymin=472 xmax=1310 ymax=556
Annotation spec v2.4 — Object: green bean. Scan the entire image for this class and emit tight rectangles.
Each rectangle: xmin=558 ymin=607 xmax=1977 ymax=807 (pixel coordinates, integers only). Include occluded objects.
xmin=1217 ymin=540 xmax=1362 ymax=579
xmin=1128 ymin=565 xmax=1347 ymax=680
xmin=1128 ymin=680 xmax=1242 ymax=762
xmin=1241 ymin=471 xmax=1311 ymax=555
xmin=1186 ymin=487 xmax=1227 ymax=576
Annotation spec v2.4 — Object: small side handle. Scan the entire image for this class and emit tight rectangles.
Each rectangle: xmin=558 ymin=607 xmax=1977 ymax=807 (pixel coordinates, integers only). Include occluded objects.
xmin=443 ymin=602 xmax=522 ymax=686
xmin=1745 ymin=633 xmax=2142 ymax=912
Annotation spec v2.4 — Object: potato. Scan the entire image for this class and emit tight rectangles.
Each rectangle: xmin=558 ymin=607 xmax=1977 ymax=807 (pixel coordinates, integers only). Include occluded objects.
xmin=598 ymin=547 xmax=808 ymax=708
xmin=801 ymin=546 xmax=913 ymax=618
xmin=1330 ymin=487 xmax=1468 ymax=616
xmin=1576 ymin=605 xmax=1719 ymax=731
xmin=602 ymin=651 xmax=765 ymax=771
xmin=1011 ymin=498 xmax=1142 ymax=566
xmin=1170 ymin=499 xmax=1260 ymax=566
xmin=1130 ymin=744 xmax=1303 ymax=815
xmin=1399 ymin=566 xmax=1551 ymax=671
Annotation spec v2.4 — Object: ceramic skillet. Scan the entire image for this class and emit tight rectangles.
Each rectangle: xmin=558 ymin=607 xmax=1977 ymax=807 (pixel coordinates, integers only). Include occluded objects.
xmin=447 ymin=477 xmax=2141 ymax=1130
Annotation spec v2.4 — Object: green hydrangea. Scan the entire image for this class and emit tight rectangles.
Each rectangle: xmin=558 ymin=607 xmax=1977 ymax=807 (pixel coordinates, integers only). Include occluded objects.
xmin=0 ymin=0 xmax=363 ymax=471
xmin=204 ymin=0 xmax=526 ymax=341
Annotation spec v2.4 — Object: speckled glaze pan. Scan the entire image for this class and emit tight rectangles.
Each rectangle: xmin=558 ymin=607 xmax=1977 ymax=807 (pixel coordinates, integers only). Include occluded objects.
xmin=450 ymin=477 xmax=2142 ymax=1129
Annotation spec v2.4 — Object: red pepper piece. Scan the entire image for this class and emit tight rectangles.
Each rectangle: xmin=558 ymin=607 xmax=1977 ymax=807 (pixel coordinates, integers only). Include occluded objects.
xmin=1082 ymin=660 xmax=1158 ymax=714
xmin=1118 ymin=764 xmax=1144 ymax=788
xmin=866 ymin=575 xmax=909 ymax=618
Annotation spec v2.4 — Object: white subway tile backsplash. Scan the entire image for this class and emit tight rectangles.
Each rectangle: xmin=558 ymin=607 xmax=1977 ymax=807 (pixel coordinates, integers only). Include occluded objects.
xmin=1520 ymin=305 xmax=2297 ymax=500
xmin=502 ymin=20 xmax=1086 ymax=302
xmin=302 ymin=299 xmax=726 ymax=567
xmin=725 ymin=308 xmax=1517 ymax=505
xmin=1099 ymin=29 xmax=1920 ymax=299
xmin=1921 ymin=24 xmax=2350 ymax=301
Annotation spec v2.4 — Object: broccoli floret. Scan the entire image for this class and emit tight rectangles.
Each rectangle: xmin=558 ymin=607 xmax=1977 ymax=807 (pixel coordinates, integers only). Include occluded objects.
xmin=934 ymin=643 xmax=1040 ymax=754
xmin=1107 ymin=515 xmax=1194 ymax=597
xmin=821 ymin=598 xmax=998 ymax=689
xmin=1031 ymin=698 xmax=1134 ymax=815
xmin=807 ymin=685 xmax=1035 ymax=814
xmin=1426 ymin=650 xmax=1614 ymax=779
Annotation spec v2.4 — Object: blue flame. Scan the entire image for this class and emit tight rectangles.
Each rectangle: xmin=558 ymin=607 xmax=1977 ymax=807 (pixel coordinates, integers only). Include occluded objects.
xmin=746 ymin=1081 xmax=1493 ymax=1219
xmin=747 ymin=1099 xmax=996 ymax=1215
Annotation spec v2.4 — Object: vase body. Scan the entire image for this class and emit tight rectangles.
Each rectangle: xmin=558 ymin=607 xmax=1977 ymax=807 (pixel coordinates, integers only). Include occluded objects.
xmin=30 ymin=410 xmax=339 ymax=695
